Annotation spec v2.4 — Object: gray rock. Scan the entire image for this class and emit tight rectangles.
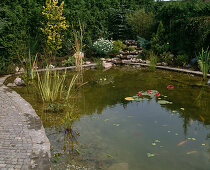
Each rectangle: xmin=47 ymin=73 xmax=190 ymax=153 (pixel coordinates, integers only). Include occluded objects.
xmin=102 ymin=62 xmax=112 ymax=69
xmin=100 ymin=58 xmax=105 ymax=61
xmin=85 ymin=61 xmax=91 ymax=65
xmin=207 ymin=79 xmax=210 ymax=86
xmin=7 ymin=83 xmax=16 ymax=87
xmin=122 ymin=60 xmax=132 ymax=64
xmin=14 ymin=77 xmax=25 ymax=86
xmin=161 ymin=62 xmax=168 ymax=66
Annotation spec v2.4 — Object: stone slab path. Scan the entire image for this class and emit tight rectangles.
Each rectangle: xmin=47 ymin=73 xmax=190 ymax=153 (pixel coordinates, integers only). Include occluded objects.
xmin=0 ymin=76 xmax=50 ymax=170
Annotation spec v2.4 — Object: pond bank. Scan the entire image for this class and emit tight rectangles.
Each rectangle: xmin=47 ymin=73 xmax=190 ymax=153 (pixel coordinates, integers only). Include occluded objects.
xmin=0 ymin=75 xmax=50 ymax=169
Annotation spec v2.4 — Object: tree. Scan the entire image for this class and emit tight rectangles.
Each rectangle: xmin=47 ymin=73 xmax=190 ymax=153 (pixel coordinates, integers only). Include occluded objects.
xmin=41 ymin=0 xmax=68 ymax=57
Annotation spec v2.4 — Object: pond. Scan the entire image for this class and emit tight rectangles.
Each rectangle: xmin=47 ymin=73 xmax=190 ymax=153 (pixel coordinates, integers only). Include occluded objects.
xmin=12 ymin=67 xmax=210 ymax=170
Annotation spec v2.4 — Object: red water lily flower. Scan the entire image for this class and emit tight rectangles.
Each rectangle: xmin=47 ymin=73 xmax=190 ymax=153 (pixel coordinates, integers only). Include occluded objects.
xmin=155 ymin=93 xmax=160 ymax=97
xmin=138 ymin=91 xmax=142 ymax=96
xmin=167 ymin=85 xmax=174 ymax=89
xmin=147 ymin=90 xmax=153 ymax=94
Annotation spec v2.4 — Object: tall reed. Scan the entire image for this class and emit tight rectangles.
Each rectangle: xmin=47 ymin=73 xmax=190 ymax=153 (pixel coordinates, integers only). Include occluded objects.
xmin=18 ymin=49 xmax=38 ymax=82
xmin=73 ymin=22 xmax=84 ymax=72
xmin=37 ymin=67 xmax=78 ymax=102
xmin=149 ymin=51 xmax=157 ymax=72
xmin=197 ymin=48 xmax=209 ymax=80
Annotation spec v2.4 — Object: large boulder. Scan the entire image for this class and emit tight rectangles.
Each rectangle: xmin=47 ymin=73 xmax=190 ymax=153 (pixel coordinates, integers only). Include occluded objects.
xmin=14 ymin=77 xmax=25 ymax=86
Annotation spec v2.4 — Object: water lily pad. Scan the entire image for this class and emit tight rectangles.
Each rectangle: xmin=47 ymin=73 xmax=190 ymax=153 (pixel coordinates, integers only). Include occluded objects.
xmin=152 ymin=143 xmax=156 ymax=146
xmin=104 ymin=119 xmax=109 ymax=122
xmin=147 ymin=153 xmax=155 ymax=158
xmin=180 ymin=108 xmax=185 ymax=110
xmin=155 ymin=140 xmax=160 ymax=143
xmin=202 ymin=144 xmax=206 ymax=146
xmin=113 ymin=124 xmax=120 ymax=127
xmin=158 ymin=100 xmax=172 ymax=104
xmin=125 ymin=97 xmax=134 ymax=101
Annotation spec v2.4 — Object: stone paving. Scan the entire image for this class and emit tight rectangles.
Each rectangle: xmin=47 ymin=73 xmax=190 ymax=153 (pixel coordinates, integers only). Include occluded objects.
xmin=0 ymin=76 xmax=50 ymax=170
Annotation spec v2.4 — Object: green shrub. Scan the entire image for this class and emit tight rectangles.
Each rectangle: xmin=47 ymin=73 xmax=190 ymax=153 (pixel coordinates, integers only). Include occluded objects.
xmin=93 ymin=38 xmax=113 ymax=56
xmin=197 ymin=48 xmax=209 ymax=80
xmin=149 ymin=51 xmax=157 ymax=72
xmin=151 ymin=21 xmax=169 ymax=54
xmin=126 ymin=8 xmax=155 ymax=39
xmin=176 ymin=54 xmax=189 ymax=66
xmin=111 ymin=40 xmax=126 ymax=55
xmin=137 ymin=49 xmax=150 ymax=60
xmin=160 ymin=52 xmax=174 ymax=65
xmin=62 ymin=56 xmax=76 ymax=66
xmin=128 ymin=46 xmax=135 ymax=51
xmin=137 ymin=36 xmax=150 ymax=49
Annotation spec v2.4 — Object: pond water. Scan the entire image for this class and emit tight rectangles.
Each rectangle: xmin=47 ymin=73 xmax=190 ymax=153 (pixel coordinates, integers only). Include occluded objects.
xmin=12 ymin=67 xmax=210 ymax=170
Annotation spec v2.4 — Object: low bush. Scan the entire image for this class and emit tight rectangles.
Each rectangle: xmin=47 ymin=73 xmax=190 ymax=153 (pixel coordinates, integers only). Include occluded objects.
xmin=93 ymin=38 xmax=113 ymax=57
xmin=176 ymin=54 xmax=189 ymax=66
xmin=111 ymin=40 xmax=126 ymax=56
xmin=137 ymin=36 xmax=150 ymax=49
xmin=128 ymin=46 xmax=135 ymax=51
xmin=62 ymin=56 xmax=76 ymax=66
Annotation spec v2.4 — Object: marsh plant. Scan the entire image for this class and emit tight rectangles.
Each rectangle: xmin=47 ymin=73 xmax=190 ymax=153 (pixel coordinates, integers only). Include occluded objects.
xmin=37 ymin=67 xmax=78 ymax=102
xmin=197 ymin=48 xmax=209 ymax=80
xmin=73 ymin=22 xmax=84 ymax=72
xmin=18 ymin=50 xmax=38 ymax=82
xmin=149 ymin=51 xmax=157 ymax=72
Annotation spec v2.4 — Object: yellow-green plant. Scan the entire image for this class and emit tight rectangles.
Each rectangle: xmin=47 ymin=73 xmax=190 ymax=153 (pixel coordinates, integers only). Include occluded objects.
xmin=41 ymin=0 xmax=68 ymax=57
xmin=37 ymin=68 xmax=78 ymax=102
xmin=197 ymin=48 xmax=209 ymax=80
xmin=18 ymin=49 xmax=38 ymax=82
xmin=149 ymin=51 xmax=157 ymax=72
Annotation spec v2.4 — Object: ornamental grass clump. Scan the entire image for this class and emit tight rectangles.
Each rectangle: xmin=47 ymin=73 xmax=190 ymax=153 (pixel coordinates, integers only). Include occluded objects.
xmin=93 ymin=38 xmax=113 ymax=56
xmin=37 ymin=68 xmax=78 ymax=102
xmin=197 ymin=48 xmax=209 ymax=80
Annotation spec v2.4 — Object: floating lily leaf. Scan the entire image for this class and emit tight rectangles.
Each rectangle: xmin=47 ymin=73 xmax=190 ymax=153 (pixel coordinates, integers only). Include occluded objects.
xmin=133 ymin=95 xmax=139 ymax=99
xmin=172 ymin=110 xmax=177 ymax=113
xmin=158 ymin=98 xmax=161 ymax=99
xmin=187 ymin=138 xmax=192 ymax=140
xmin=186 ymin=151 xmax=197 ymax=155
xmin=104 ymin=119 xmax=109 ymax=122
xmin=158 ymin=100 xmax=172 ymax=104
xmin=168 ymin=131 xmax=171 ymax=133
xmin=125 ymin=97 xmax=134 ymax=101
xmin=147 ymin=153 xmax=155 ymax=158
xmin=180 ymin=108 xmax=185 ymax=110
xmin=175 ymin=133 xmax=179 ymax=136
xmin=192 ymin=138 xmax=196 ymax=141
xmin=113 ymin=124 xmax=120 ymax=127
xmin=202 ymin=144 xmax=206 ymax=146
xmin=160 ymin=146 xmax=164 ymax=148
xmin=154 ymin=140 xmax=160 ymax=143
xmin=106 ymin=154 xmax=112 ymax=158
xmin=164 ymin=96 xmax=167 ymax=98
xmin=152 ymin=143 xmax=156 ymax=146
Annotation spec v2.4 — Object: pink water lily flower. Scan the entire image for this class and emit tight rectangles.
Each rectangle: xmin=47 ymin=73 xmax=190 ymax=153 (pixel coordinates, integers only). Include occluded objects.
xmin=147 ymin=90 xmax=153 ymax=94
xmin=155 ymin=93 xmax=160 ymax=97
xmin=167 ymin=85 xmax=174 ymax=89
xmin=138 ymin=91 xmax=142 ymax=96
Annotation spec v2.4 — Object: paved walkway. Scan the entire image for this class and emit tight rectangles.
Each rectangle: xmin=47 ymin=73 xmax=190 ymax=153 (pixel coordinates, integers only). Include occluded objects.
xmin=0 ymin=76 xmax=50 ymax=170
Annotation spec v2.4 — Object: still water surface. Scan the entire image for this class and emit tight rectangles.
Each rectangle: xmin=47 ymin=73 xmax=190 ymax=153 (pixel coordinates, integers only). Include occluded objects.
xmin=13 ymin=67 xmax=210 ymax=170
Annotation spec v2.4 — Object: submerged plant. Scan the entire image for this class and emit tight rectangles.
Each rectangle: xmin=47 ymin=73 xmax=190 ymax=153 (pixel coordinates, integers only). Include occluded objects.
xmin=197 ymin=48 xmax=209 ymax=80
xmin=37 ymin=68 xmax=78 ymax=102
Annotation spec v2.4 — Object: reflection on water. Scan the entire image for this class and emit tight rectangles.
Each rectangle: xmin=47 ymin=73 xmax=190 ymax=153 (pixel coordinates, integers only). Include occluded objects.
xmin=13 ymin=67 xmax=210 ymax=170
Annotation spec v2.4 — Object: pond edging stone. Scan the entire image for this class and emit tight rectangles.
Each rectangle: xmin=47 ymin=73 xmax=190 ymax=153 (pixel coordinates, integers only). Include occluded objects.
xmin=0 ymin=75 xmax=51 ymax=170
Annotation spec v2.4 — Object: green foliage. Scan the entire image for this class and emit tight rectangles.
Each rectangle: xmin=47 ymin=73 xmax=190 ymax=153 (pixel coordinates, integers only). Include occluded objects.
xmin=151 ymin=21 xmax=170 ymax=55
xmin=112 ymin=40 xmax=126 ymax=55
xmin=160 ymin=52 xmax=174 ymax=65
xmin=93 ymin=38 xmax=113 ymax=56
xmin=156 ymin=1 xmax=210 ymax=57
xmin=176 ymin=54 xmax=189 ymax=67
xmin=18 ymin=50 xmax=38 ymax=82
xmin=137 ymin=36 xmax=150 ymax=49
xmin=149 ymin=51 xmax=157 ymax=72
xmin=37 ymin=68 xmax=78 ymax=102
xmin=92 ymin=58 xmax=103 ymax=69
xmin=128 ymin=46 xmax=135 ymax=51
xmin=41 ymin=0 xmax=68 ymax=57
xmin=197 ymin=48 xmax=209 ymax=80
xmin=62 ymin=56 xmax=75 ymax=66
xmin=126 ymin=8 xmax=155 ymax=39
